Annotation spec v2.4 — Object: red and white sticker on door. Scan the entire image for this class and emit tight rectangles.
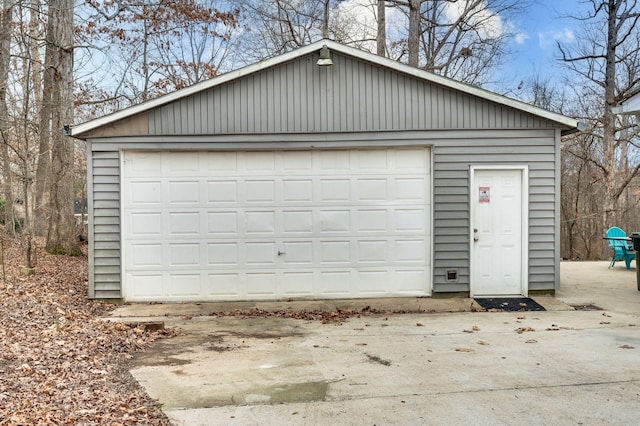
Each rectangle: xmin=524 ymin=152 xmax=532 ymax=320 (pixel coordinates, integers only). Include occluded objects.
xmin=479 ymin=186 xmax=490 ymax=203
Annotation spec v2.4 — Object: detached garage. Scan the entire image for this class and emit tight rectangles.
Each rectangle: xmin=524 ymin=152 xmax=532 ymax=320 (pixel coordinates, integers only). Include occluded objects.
xmin=72 ymin=40 xmax=579 ymax=302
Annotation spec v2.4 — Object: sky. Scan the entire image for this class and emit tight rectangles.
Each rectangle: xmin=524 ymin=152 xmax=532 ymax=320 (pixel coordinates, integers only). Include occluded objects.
xmin=497 ymin=0 xmax=585 ymax=92
xmin=332 ymin=0 xmax=589 ymax=94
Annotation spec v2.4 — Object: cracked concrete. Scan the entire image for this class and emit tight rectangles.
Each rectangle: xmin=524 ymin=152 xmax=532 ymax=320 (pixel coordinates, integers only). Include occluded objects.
xmin=110 ymin=261 xmax=640 ymax=425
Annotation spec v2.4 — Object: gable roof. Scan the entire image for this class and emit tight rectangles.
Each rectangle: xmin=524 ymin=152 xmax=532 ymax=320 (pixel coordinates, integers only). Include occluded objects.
xmin=72 ymin=39 xmax=579 ymax=138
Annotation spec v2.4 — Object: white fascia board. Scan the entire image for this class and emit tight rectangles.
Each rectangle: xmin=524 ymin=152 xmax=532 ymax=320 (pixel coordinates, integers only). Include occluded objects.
xmin=72 ymin=39 xmax=578 ymax=137
xmin=612 ymin=92 xmax=640 ymax=115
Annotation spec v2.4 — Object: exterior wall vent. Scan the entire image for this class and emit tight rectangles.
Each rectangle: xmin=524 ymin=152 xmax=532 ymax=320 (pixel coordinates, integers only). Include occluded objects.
xmin=446 ymin=269 xmax=458 ymax=283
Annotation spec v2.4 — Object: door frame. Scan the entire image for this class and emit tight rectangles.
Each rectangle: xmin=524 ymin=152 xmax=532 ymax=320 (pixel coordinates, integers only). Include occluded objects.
xmin=469 ymin=165 xmax=529 ymax=297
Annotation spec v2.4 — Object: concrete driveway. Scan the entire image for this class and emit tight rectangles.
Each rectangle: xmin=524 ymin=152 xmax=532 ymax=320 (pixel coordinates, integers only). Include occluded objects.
xmin=109 ymin=261 xmax=640 ymax=425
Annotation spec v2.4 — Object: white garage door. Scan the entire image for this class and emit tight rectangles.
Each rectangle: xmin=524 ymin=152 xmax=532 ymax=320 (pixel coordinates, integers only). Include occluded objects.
xmin=121 ymin=148 xmax=431 ymax=301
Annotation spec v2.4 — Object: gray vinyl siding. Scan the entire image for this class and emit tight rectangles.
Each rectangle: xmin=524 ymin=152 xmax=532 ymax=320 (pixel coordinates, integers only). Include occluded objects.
xmin=432 ymin=130 xmax=557 ymax=293
xmin=148 ymin=52 xmax=557 ymax=135
xmin=89 ymin=150 xmax=121 ymax=299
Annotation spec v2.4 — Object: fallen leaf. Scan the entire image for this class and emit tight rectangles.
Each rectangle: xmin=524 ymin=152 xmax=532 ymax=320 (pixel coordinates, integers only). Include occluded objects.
xmin=472 ymin=325 xmax=480 ymax=331
xmin=516 ymin=327 xmax=535 ymax=334
xmin=525 ymin=339 xmax=538 ymax=344
xmin=619 ymin=345 xmax=635 ymax=349
xmin=355 ymin=343 xmax=368 ymax=346
xmin=416 ymin=323 xmax=424 ymax=327
xmin=455 ymin=347 xmax=475 ymax=352
xmin=477 ymin=340 xmax=490 ymax=345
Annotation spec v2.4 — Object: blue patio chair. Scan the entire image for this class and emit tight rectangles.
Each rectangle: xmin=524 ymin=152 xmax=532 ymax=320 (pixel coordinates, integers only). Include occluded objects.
xmin=606 ymin=226 xmax=635 ymax=269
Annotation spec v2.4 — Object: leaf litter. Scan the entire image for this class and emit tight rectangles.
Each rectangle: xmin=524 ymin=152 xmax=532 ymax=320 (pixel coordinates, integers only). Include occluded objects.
xmin=0 ymin=237 xmax=178 ymax=425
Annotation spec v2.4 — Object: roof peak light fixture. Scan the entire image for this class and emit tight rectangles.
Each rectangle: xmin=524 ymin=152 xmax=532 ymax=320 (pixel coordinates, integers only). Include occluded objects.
xmin=317 ymin=44 xmax=333 ymax=66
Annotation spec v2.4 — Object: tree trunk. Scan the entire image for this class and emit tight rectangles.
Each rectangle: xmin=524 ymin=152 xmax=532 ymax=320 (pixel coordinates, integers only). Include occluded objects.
xmin=377 ymin=0 xmax=386 ymax=57
xmin=408 ymin=0 xmax=420 ymax=67
xmin=45 ymin=0 xmax=80 ymax=256
xmin=0 ymin=0 xmax=14 ymax=230
xmin=601 ymin=0 xmax=619 ymax=229
xmin=34 ymin=0 xmax=50 ymax=236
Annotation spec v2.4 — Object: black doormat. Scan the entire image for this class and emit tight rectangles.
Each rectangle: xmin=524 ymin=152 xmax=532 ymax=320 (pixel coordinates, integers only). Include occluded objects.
xmin=474 ymin=297 xmax=546 ymax=312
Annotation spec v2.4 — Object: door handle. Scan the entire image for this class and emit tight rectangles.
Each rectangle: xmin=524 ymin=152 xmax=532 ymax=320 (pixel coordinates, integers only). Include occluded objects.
xmin=277 ymin=251 xmax=285 ymax=256
xmin=473 ymin=228 xmax=479 ymax=242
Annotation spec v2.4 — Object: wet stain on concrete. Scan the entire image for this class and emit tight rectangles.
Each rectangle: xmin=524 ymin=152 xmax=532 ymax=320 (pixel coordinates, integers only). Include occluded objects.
xmin=136 ymin=356 xmax=192 ymax=367
xmin=177 ymin=381 xmax=329 ymax=409
xmin=212 ymin=329 xmax=306 ymax=340
xmin=238 ymin=381 xmax=329 ymax=406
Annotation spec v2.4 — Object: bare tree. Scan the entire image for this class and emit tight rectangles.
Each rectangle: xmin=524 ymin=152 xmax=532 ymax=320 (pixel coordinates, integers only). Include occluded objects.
xmin=0 ymin=0 xmax=13 ymax=230
xmin=44 ymin=0 xmax=79 ymax=255
xmin=77 ymin=0 xmax=239 ymax=108
xmin=407 ymin=0 xmax=419 ymax=67
xmin=558 ymin=0 xmax=640 ymax=229
xmin=235 ymin=0 xmax=327 ymax=62
xmin=377 ymin=0 xmax=386 ymax=56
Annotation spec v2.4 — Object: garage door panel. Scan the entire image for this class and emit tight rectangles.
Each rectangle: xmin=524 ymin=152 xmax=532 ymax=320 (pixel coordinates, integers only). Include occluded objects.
xmin=282 ymin=179 xmax=313 ymax=202
xmin=128 ymin=274 xmax=163 ymax=298
xmin=167 ymin=152 xmax=199 ymax=174
xmin=319 ymin=210 xmax=350 ymax=232
xmin=396 ymin=178 xmax=427 ymax=200
xmin=282 ymin=211 xmax=313 ymax=233
xmin=245 ymin=211 xmax=276 ymax=234
xmin=357 ymin=178 xmax=388 ymax=201
xmin=245 ymin=180 xmax=276 ymax=202
xmin=357 ymin=209 xmax=388 ymax=232
xmin=282 ymin=272 xmax=314 ymax=294
xmin=122 ymin=148 xmax=432 ymax=301
xmin=395 ymin=209 xmax=428 ymax=232
xmin=169 ymin=212 xmax=200 ymax=235
xmin=169 ymin=243 xmax=200 ymax=266
xmin=168 ymin=274 xmax=200 ymax=297
xmin=359 ymin=270 xmax=389 ymax=293
xmin=319 ymin=179 xmax=350 ymax=202
xmin=207 ymin=212 xmax=238 ymax=234
xmin=320 ymin=241 xmax=351 ymax=263
xmin=130 ymin=244 xmax=162 ymax=267
xmin=206 ymin=152 xmax=237 ymax=172
xmin=124 ymin=152 xmax=161 ymax=176
xmin=282 ymin=242 xmax=313 ymax=264
xmin=395 ymin=240 xmax=427 ymax=262
xmin=318 ymin=151 xmax=350 ymax=171
xmin=205 ymin=273 xmax=241 ymax=297
xmin=357 ymin=240 xmax=388 ymax=263
xmin=208 ymin=243 xmax=238 ymax=266
xmin=207 ymin=181 xmax=238 ymax=203
xmin=319 ymin=271 xmax=352 ymax=295
xmin=245 ymin=242 xmax=276 ymax=265
xmin=397 ymin=270 xmax=429 ymax=292
xmin=129 ymin=181 xmax=161 ymax=205
xmin=282 ymin=151 xmax=312 ymax=171
xmin=168 ymin=181 xmax=200 ymax=204
xmin=357 ymin=149 xmax=388 ymax=169
xmin=246 ymin=273 xmax=277 ymax=295
xmin=244 ymin=151 xmax=276 ymax=172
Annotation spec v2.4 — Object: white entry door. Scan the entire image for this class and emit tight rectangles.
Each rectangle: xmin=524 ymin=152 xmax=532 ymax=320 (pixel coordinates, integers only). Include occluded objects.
xmin=471 ymin=167 xmax=527 ymax=297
